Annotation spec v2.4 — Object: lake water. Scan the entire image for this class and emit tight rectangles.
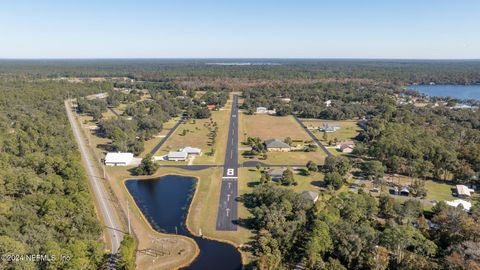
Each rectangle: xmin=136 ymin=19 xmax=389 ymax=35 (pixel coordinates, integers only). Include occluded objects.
xmin=408 ymin=84 xmax=480 ymax=100
xmin=125 ymin=175 xmax=242 ymax=270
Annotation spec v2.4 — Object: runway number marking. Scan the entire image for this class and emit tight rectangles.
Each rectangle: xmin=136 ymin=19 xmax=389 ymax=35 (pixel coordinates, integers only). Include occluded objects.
xmin=227 ymin=168 xmax=234 ymax=176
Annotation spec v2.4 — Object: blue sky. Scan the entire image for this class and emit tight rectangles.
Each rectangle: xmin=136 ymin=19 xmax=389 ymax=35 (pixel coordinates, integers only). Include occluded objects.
xmin=1 ymin=0 xmax=479 ymax=58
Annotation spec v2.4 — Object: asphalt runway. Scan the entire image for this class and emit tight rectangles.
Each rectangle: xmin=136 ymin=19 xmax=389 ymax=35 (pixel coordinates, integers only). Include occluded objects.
xmin=216 ymin=95 xmax=239 ymax=231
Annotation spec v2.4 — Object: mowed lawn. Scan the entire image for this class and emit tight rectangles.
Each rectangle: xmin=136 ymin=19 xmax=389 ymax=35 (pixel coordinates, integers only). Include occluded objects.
xmin=155 ymin=103 xmax=231 ymax=165
xmin=240 ymin=114 xmax=311 ymax=142
xmin=238 ymin=114 xmax=327 ymax=165
xmin=302 ymin=119 xmax=361 ymax=144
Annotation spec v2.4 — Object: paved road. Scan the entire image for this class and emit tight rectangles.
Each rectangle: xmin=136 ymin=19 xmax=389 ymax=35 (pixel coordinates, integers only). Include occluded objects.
xmin=149 ymin=116 xmax=184 ymax=156
xmin=159 ymin=164 xmax=221 ymax=170
xmin=65 ymin=100 xmax=123 ymax=254
xmin=216 ymin=95 xmax=239 ymax=231
xmin=293 ymin=115 xmax=333 ymax=157
xmin=108 ymin=107 xmax=120 ymax=117
xmin=242 ymin=161 xmax=306 ymax=168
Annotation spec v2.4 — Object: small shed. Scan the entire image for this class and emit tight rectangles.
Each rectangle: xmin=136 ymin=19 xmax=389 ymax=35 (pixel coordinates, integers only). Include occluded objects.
xmin=400 ymin=186 xmax=410 ymax=196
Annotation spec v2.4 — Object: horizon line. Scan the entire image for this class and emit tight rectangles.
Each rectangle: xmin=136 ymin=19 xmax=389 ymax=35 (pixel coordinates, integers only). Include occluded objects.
xmin=0 ymin=57 xmax=480 ymax=61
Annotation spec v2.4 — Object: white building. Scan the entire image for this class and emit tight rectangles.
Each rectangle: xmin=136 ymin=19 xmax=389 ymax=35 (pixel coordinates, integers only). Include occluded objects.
xmin=324 ymin=100 xmax=332 ymax=107
xmin=166 ymin=146 xmax=202 ymax=161
xmin=446 ymin=199 xmax=472 ymax=211
xmin=167 ymin=151 xmax=188 ymax=161
xmin=256 ymin=107 xmax=276 ymax=115
xmin=181 ymin=147 xmax=202 ymax=155
xmin=456 ymin=185 xmax=475 ymax=197
xmin=105 ymin=152 xmax=134 ymax=166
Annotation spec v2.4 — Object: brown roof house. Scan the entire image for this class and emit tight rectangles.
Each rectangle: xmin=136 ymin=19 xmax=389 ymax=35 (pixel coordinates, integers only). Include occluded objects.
xmin=265 ymin=139 xmax=291 ymax=152
xmin=336 ymin=140 xmax=355 ymax=153
xmin=265 ymin=167 xmax=287 ymax=180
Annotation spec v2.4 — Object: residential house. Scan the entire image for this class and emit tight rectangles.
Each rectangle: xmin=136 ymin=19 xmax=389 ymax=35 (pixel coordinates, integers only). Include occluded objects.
xmin=446 ymin=199 xmax=472 ymax=211
xmin=340 ymin=145 xmax=354 ymax=153
xmin=265 ymin=139 xmax=291 ymax=152
xmin=167 ymin=151 xmax=188 ymax=161
xmin=166 ymin=146 xmax=202 ymax=161
xmin=456 ymin=185 xmax=475 ymax=198
xmin=266 ymin=167 xmax=287 ymax=179
xmin=324 ymin=100 xmax=332 ymax=107
xmin=105 ymin=152 xmax=134 ymax=166
xmin=319 ymin=123 xmax=341 ymax=133
xmin=301 ymin=191 xmax=319 ymax=203
xmin=256 ymin=107 xmax=276 ymax=115
xmin=181 ymin=147 xmax=202 ymax=155
xmin=336 ymin=140 xmax=355 ymax=151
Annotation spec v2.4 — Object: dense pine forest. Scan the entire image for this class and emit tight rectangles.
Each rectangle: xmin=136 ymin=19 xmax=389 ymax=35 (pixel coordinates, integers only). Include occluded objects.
xmin=0 ymin=79 xmax=111 ymax=269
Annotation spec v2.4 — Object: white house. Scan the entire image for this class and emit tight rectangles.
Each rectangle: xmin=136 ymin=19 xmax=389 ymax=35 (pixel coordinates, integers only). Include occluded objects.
xmin=167 ymin=151 xmax=188 ymax=161
xmin=456 ymin=185 xmax=475 ymax=197
xmin=336 ymin=140 xmax=355 ymax=150
xmin=166 ymin=146 xmax=202 ymax=161
xmin=324 ymin=100 xmax=332 ymax=107
xmin=105 ymin=152 xmax=134 ymax=166
xmin=446 ymin=199 xmax=472 ymax=211
xmin=181 ymin=147 xmax=202 ymax=155
xmin=256 ymin=107 xmax=276 ymax=115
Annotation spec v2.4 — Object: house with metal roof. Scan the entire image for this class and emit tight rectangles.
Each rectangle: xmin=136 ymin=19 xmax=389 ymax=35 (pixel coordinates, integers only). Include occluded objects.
xmin=456 ymin=185 xmax=475 ymax=198
xmin=167 ymin=151 xmax=188 ymax=161
xmin=265 ymin=167 xmax=287 ymax=179
xmin=166 ymin=146 xmax=202 ymax=161
xmin=446 ymin=199 xmax=472 ymax=211
xmin=301 ymin=191 xmax=319 ymax=203
xmin=105 ymin=152 xmax=134 ymax=166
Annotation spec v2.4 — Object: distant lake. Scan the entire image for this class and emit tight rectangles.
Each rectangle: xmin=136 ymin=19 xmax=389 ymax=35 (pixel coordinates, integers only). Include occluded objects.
xmin=408 ymin=84 xmax=480 ymax=100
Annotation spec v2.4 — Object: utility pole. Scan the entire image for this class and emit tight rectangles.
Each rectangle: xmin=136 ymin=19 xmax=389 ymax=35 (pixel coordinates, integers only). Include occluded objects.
xmin=127 ymin=200 xmax=131 ymax=235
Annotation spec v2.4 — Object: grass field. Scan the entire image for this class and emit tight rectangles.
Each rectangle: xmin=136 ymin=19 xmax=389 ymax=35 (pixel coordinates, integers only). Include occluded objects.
xmin=155 ymin=103 xmax=231 ymax=165
xmin=238 ymin=114 xmax=327 ymax=165
xmin=239 ymin=167 xmax=325 ymax=195
xmin=240 ymin=151 xmax=327 ymax=165
xmin=239 ymin=114 xmax=311 ymax=142
xmin=302 ymin=119 xmax=361 ymax=144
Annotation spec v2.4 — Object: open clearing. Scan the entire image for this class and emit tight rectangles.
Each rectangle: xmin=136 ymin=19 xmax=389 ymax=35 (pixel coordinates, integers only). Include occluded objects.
xmin=238 ymin=114 xmax=327 ymax=165
xmin=301 ymin=119 xmax=361 ymax=144
xmin=239 ymin=114 xmax=311 ymax=142
xmin=155 ymin=102 xmax=231 ymax=165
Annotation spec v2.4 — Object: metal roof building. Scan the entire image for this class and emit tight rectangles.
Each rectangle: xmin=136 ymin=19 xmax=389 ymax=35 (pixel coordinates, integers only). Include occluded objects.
xmin=105 ymin=152 xmax=134 ymax=166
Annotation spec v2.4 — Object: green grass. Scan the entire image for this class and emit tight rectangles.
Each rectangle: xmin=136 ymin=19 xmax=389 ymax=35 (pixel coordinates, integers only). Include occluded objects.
xmin=424 ymin=180 xmax=455 ymax=202
xmin=239 ymin=150 xmax=327 ymax=165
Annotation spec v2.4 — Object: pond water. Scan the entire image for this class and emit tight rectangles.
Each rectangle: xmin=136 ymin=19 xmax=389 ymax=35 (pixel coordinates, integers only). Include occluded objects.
xmin=408 ymin=84 xmax=480 ymax=100
xmin=125 ymin=175 xmax=242 ymax=270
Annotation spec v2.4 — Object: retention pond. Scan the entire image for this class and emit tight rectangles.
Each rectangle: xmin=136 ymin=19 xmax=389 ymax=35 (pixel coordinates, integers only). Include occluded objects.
xmin=125 ymin=175 xmax=242 ymax=270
